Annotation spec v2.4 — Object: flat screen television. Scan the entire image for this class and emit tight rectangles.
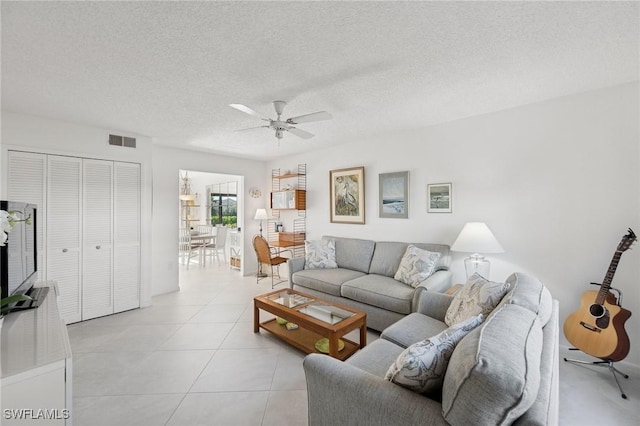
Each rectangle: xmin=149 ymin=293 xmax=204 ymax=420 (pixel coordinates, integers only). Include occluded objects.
xmin=1 ymin=201 xmax=39 ymax=309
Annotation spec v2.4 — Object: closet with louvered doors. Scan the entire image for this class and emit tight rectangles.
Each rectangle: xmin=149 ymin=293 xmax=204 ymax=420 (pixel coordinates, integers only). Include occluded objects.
xmin=6 ymin=150 xmax=141 ymax=324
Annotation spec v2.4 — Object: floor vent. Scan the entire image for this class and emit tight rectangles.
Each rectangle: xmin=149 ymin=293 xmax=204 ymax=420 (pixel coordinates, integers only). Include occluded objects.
xmin=109 ymin=134 xmax=136 ymax=148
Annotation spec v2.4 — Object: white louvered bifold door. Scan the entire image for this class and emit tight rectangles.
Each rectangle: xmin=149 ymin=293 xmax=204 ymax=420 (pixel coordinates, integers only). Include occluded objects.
xmin=47 ymin=155 xmax=82 ymax=324
xmin=7 ymin=151 xmax=47 ymax=282
xmin=82 ymin=159 xmax=114 ymax=320
xmin=113 ymin=162 xmax=141 ymax=312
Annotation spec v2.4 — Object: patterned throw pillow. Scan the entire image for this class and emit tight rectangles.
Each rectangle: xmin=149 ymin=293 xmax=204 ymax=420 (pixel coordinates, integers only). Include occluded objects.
xmin=385 ymin=314 xmax=483 ymax=394
xmin=304 ymin=239 xmax=338 ymax=269
xmin=393 ymin=245 xmax=441 ymax=288
xmin=444 ymin=273 xmax=510 ymax=326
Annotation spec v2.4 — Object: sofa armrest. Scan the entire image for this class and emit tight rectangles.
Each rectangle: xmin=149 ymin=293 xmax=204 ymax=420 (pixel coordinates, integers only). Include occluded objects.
xmin=411 ymin=270 xmax=452 ymax=317
xmin=303 ymin=354 xmax=448 ymax=426
xmin=287 ymin=257 xmax=305 ymax=288
xmin=413 ymin=291 xmax=455 ymax=322
xmin=417 ymin=269 xmax=452 ymax=293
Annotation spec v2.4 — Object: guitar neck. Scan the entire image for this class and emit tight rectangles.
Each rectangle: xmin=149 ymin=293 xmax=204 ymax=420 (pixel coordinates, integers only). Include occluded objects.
xmin=596 ymin=251 xmax=622 ymax=304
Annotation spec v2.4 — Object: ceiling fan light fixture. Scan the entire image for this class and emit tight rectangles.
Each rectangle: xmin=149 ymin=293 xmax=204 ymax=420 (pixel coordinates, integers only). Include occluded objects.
xmin=230 ymin=100 xmax=331 ymax=141
xmin=273 ymin=100 xmax=286 ymax=116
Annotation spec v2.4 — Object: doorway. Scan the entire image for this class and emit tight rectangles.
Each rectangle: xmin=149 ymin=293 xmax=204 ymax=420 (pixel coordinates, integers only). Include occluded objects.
xmin=178 ymin=170 xmax=243 ymax=274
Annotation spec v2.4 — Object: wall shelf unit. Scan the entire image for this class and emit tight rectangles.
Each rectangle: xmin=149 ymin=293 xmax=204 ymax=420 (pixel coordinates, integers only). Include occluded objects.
xmin=180 ymin=200 xmax=200 ymax=230
xmin=269 ymin=164 xmax=306 ymax=258
xmin=271 ymin=190 xmax=306 ymax=210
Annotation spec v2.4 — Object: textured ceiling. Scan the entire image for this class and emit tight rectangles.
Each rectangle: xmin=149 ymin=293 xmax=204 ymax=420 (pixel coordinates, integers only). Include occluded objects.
xmin=2 ymin=1 xmax=638 ymax=161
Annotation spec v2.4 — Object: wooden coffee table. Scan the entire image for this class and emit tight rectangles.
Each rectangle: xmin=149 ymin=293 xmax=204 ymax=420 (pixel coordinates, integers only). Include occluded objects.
xmin=254 ymin=288 xmax=367 ymax=360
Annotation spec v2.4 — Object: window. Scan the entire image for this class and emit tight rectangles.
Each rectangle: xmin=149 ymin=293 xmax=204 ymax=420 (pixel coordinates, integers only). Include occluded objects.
xmin=210 ymin=193 xmax=237 ymax=227
xmin=207 ymin=180 xmax=238 ymax=228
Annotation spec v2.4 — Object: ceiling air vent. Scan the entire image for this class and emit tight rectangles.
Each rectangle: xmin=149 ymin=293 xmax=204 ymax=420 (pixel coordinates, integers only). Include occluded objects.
xmin=109 ymin=134 xmax=136 ymax=148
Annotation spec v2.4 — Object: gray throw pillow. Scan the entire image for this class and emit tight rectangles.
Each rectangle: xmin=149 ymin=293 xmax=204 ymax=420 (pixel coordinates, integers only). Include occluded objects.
xmin=385 ymin=314 xmax=483 ymax=394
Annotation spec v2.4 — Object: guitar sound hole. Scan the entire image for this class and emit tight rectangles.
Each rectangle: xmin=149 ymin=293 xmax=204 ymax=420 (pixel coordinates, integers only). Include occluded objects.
xmin=589 ymin=304 xmax=605 ymax=318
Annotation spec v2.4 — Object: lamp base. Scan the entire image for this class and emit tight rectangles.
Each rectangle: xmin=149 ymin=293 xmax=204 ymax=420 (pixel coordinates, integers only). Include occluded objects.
xmin=464 ymin=254 xmax=490 ymax=279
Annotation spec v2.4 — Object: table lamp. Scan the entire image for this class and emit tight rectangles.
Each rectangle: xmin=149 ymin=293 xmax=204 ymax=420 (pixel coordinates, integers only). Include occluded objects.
xmin=254 ymin=208 xmax=268 ymax=237
xmin=451 ymin=222 xmax=504 ymax=279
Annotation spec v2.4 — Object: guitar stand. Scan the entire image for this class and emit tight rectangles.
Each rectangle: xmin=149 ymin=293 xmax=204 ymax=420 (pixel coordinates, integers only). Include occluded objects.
xmin=564 ymin=349 xmax=630 ymax=399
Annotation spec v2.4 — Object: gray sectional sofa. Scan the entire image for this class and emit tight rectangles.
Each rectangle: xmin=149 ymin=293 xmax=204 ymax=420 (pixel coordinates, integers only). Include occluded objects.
xmin=287 ymin=236 xmax=453 ymax=331
xmin=303 ymin=272 xmax=559 ymax=426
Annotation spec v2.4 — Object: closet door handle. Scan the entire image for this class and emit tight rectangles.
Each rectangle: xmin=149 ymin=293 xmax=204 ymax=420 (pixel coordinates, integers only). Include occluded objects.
xmin=96 ymin=245 xmax=101 ymax=250
xmin=62 ymin=248 xmax=68 ymax=253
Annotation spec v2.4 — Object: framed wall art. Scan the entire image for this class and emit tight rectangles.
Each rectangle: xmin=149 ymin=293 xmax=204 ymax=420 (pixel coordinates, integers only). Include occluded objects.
xmin=427 ymin=183 xmax=452 ymax=213
xmin=379 ymin=171 xmax=409 ymax=219
xmin=330 ymin=166 xmax=365 ymax=224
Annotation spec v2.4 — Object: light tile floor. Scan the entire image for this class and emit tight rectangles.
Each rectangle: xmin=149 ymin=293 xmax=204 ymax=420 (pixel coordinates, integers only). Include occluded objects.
xmin=68 ymin=264 xmax=640 ymax=426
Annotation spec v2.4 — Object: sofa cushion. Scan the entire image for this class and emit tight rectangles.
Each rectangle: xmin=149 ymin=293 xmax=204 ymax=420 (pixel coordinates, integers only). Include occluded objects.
xmin=341 ymin=274 xmax=415 ymax=314
xmin=292 ymin=268 xmax=366 ymax=297
xmin=323 ymin=236 xmax=375 ymax=273
xmin=346 ymin=339 xmax=405 ymax=377
xmin=381 ymin=313 xmax=449 ymax=348
xmin=304 ymin=239 xmax=338 ymax=269
xmin=502 ymin=272 xmax=553 ymax=326
xmin=368 ymin=242 xmax=410 ymax=277
xmin=369 ymin=242 xmax=451 ymax=277
xmin=442 ymin=304 xmax=543 ymax=425
xmin=394 ymin=245 xmax=440 ymax=287
xmin=444 ymin=273 xmax=510 ymax=326
xmin=385 ymin=314 xmax=483 ymax=394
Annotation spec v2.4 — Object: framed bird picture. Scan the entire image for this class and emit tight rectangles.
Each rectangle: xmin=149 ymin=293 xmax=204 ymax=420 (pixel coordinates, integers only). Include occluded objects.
xmin=330 ymin=166 xmax=365 ymax=224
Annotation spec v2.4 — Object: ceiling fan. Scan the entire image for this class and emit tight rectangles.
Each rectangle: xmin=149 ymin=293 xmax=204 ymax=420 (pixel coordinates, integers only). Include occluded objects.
xmin=230 ymin=101 xmax=332 ymax=140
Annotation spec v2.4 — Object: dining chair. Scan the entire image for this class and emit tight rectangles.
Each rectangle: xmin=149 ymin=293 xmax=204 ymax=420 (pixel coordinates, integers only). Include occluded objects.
xmin=179 ymin=228 xmax=198 ymax=269
xmin=197 ymin=224 xmax=213 ymax=235
xmin=204 ymin=226 xmax=228 ymax=264
xmin=252 ymin=234 xmax=291 ymax=288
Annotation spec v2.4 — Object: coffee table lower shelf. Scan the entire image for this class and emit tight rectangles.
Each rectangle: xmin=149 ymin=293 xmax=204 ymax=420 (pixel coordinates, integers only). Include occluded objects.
xmin=259 ymin=318 xmax=359 ymax=361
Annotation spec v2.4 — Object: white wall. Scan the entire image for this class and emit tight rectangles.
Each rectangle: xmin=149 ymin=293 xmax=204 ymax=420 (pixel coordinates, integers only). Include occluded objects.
xmin=268 ymin=82 xmax=640 ymax=367
xmin=0 ymin=112 xmax=155 ymax=307
xmin=151 ymin=146 xmax=266 ymax=295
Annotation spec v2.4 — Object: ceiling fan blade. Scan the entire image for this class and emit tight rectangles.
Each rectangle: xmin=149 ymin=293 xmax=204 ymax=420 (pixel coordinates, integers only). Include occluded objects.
xmin=229 ymin=104 xmax=270 ymax=120
xmin=286 ymin=111 xmax=332 ymax=124
xmin=235 ymin=125 xmax=270 ymax=133
xmin=287 ymin=127 xmax=314 ymax=139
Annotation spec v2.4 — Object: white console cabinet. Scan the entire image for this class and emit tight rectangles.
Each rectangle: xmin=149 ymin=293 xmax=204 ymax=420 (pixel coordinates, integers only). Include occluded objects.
xmin=1 ymin=283 xmax=72 ymax=425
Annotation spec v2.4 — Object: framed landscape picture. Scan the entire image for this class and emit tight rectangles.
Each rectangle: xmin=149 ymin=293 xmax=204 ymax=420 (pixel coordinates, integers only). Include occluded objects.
xmin=379 ymin=171 xmax=409 ymax=218
xmin=427 ymin=183 xmax=452 ymax=213
xmin=330 ymin=166 xmax=365 ymax=224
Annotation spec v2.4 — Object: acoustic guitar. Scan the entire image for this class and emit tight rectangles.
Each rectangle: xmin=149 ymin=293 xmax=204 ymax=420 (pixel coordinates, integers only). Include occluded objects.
xmin=563 ymin=228 xmax=636 ymax=361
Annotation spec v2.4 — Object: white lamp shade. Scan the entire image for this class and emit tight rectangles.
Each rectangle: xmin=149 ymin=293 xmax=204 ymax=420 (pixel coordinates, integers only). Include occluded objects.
xmin=254 ymin=208 xmax=269 ymax=220
xmin=451 ymin=222 xmax=504 ymax=254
